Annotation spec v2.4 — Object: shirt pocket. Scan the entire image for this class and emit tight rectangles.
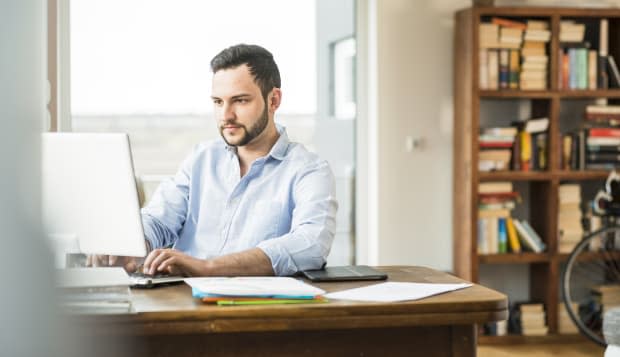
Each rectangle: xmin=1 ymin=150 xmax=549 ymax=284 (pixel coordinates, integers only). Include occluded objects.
xmin=247 ymin=200 xmax=283 ymax=239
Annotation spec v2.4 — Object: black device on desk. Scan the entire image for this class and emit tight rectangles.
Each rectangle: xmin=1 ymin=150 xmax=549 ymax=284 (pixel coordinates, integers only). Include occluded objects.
xmin=301 ymin=265 xmax=388 ymax=282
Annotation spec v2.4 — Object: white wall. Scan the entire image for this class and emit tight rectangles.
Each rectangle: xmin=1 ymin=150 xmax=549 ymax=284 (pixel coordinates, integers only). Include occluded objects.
xmin=358 ymin=0 xmax=469 ymax=271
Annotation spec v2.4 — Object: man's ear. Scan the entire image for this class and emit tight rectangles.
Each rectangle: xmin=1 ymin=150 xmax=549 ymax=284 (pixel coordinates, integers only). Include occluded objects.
xmin=269 ymin=88 xmax=282 ymax=113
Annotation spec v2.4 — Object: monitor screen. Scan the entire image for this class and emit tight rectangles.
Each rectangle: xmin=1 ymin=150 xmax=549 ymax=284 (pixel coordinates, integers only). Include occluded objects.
xmin=41 ymin=133 xmax=147 ymax=264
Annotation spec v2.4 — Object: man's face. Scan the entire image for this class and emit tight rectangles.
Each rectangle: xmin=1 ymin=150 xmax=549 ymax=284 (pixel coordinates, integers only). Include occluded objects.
xmin=211 ymin=64 xmax=270 ymax=147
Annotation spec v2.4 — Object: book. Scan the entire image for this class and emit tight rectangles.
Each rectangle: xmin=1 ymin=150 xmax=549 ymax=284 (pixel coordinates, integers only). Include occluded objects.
xmin=524 ymin=117 xmax=549 ymax=133
xmin=512 ymin=219 xmax=544 ymax=253
xmin=499 ymin=49 xmax=510 ymax=89
xmin=608 ymin=55 xmax=620 ymax=88
xmin=521 ymin=220 xmax=546 ymax=252
xmin=479 ymin=181 xmax=513 ymax=193
xmin=498 ymin=218 xmax=508 ymax=253
xmin=491 ymin=17 xmax=527 ymax=30
xmin=506 ymin=217 xmax=522 ymax=253
xmin=488 ymin=50 xmax=499 ymax=90
xmin=520 ymin=131 xmax=532 ymax=171
xmin=589 ymin=50 xmax=598 ymax=90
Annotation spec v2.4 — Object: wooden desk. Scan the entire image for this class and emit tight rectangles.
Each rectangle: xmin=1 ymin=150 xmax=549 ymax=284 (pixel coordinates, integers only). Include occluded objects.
xmin=72 ymin=266 xmax=507 ymax=357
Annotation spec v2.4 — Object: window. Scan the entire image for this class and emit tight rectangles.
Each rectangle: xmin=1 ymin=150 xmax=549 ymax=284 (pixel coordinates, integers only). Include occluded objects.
xmin=68 ymin=0 xmax=356 ymax=265
xmin=71 ymin=0 xmax=317 ymax=175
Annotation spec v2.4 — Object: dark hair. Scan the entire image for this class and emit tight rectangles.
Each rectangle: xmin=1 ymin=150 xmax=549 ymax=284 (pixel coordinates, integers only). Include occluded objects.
xmin=210 ymin=44 xmax=281 ymax=100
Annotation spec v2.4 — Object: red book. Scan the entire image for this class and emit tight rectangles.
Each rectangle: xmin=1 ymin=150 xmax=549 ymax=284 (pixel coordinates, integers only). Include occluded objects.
xmin=585 ymin=112 xmax=620 ymax=120
xmin=480 ymin=142 xmax=514 ymax=148
xmin=589 ymin=128 xmax=620 ymax=137
xmin=491 ymin=17 xmax=527 ymax=30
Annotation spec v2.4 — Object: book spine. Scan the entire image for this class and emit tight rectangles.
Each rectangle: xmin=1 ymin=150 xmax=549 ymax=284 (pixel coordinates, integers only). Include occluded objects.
xmin=499 ymin=49 xmax=510 ymax=89
xmin=520 ymin=131 xmax=532 ymax=171
xmin=488 ymin=50 xmax=499 ymax=90
xmin=569 ymin=49 xmax=577 ymax=89
xmin=498 ymin=218 xmax=508 ymax=253
xmin=509 ymin=49 xmax=519 ymax=89
xmin=506 ymin=217 xmax=522 ymax=253
xmin=589 ymin=50 xmax=598 ymax=90
xmin=577 ymin=48 xmax=588 ymax=89
xmin=479 ymin=49 xmax=488 ymax=89
xmin=608 ymin=55 xmax=620 ymax=88
xmin=588 ymin=128 xmax=620 ymax=137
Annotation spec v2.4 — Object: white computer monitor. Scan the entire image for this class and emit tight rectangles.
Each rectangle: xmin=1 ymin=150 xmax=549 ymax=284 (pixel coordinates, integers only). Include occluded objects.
xmin=41 ymin=133 xmax=147 ymax=266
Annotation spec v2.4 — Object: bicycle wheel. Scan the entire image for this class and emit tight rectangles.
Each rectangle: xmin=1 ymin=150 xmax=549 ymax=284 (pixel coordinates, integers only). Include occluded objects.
xmin=561 ymin=226 xmax=620 ymax=346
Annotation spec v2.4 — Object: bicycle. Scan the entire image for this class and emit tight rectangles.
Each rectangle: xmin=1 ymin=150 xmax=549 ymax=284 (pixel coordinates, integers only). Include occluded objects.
xmin=561 ymin=171 xmax=620 ymax=346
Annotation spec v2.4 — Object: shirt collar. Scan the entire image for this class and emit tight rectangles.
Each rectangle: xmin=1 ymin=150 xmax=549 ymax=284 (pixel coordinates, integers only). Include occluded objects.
xmin=268 ymin=124 xmax=289 ymax=161
xmin=223 ymin=123 xmax=290 ymax=161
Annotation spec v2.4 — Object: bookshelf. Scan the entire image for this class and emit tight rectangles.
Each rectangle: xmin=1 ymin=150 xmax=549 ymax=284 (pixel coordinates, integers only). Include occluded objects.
xmin=453 ymin=6 xmax=620 ymax=341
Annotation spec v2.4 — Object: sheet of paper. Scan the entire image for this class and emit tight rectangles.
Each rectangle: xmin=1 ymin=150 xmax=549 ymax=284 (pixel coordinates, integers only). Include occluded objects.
xmin=324 ymin=282 xmax=472 ymax=302
xmin=185 ymin=277 xmax=325 ymax=297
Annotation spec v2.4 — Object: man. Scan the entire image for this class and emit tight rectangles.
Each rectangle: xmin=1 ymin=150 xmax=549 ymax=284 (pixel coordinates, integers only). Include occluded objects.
xmin=91 ymin=44 xmax=337 ymax=277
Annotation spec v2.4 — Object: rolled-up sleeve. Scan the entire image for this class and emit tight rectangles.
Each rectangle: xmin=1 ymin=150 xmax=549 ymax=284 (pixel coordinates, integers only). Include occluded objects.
xmin=140 ymin=148 xmax=195 ymax=250
xmin=257 ymin=161 xmax=338 ymax=276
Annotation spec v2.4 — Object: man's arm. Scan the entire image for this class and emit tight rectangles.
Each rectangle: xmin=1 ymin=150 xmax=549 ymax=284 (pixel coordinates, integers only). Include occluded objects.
xmin=143 ymin=247 xmax=274 ymax=276
xmin=256 ymin=159 xmax=338 ymax=275
xmin=141 ymin=146 xmax=199 ymax=249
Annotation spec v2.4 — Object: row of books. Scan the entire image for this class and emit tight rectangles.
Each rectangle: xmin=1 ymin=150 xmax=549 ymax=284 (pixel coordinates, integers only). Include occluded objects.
xmin=484 ymin=302 xmax=548 ymax=336
xmin=478 ymin=182 xmax=546 ymax=254
xmin=562 ymin=106 xmax=620 ymax=170
xmin=558 ymin=49 xmax=620 ymax=90
xmin=484 ymin=301 xmax=593 ymax=336
xmin=479 ymin=17 xmax=550 ymax=90
xmin=479 ymin=117 xmax=549 ymax=172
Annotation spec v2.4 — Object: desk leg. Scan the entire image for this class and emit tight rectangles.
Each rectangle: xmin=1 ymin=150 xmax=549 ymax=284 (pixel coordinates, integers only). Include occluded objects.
xmin=450 ymin=324 xmax=476 ymax=357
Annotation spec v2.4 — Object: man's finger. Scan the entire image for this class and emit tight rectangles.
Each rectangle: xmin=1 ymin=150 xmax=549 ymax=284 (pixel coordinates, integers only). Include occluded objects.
xmin=148 ymin=251 xmax=172 ymax=275
xmin=124 ymin=258 xmax=138 ymax=273
xmin=143 ymin=249 xmax=163 ymax=273
xmin=109 ymin=255 xmax=118 ymax=266
xmin=157 ymin=256 xmax=176 ymax=272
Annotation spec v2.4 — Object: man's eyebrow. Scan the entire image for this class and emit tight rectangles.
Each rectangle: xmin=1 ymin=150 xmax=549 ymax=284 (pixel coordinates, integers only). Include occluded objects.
xmin=210 ymin=93 xmax=253 ymax=100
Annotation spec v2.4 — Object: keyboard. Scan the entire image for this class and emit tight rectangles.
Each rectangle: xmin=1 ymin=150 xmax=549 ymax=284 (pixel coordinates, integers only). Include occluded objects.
xmin=129 ymin=270 xmax=185 ymax=288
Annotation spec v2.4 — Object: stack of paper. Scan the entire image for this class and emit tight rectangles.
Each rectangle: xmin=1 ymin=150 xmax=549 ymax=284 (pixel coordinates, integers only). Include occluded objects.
xmin=185 ymin=277 xmax=327 ymax=306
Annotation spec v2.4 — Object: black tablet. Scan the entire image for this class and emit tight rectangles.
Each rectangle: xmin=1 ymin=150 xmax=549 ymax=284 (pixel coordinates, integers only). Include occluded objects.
xmin=301 ymin=265 xmax=388 ymax=282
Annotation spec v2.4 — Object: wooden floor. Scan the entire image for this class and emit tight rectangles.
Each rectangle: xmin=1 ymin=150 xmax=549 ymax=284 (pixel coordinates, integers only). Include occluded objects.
xmin=478 ymin=341 xmax=604 ymax=357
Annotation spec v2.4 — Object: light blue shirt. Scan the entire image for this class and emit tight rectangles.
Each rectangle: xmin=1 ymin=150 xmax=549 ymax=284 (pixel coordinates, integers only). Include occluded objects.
xmin=141 ymin=125 xmax=338 ymax=276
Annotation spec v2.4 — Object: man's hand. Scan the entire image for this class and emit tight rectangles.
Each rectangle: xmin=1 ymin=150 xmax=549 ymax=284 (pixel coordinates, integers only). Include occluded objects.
xmin=85 ymin=255 xmax=140 ymax=273
xmin=143 ymin=249 xmax=206 ymax=277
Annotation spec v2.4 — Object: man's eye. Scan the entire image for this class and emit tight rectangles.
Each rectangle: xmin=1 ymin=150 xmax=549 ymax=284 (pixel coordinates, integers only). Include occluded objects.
xmin=213 ymin=99 xmax=222 ymax=105
xmin=237 ymin=99 xmax=248 ymax=103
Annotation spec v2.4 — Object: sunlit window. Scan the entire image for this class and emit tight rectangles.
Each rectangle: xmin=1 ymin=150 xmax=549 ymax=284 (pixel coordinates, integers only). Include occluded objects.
xmin=71 ymin=0 xmax=317 ymax=175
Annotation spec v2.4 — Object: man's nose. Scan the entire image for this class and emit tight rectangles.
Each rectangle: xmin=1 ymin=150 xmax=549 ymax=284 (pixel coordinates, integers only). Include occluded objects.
xmin=220 ymin=102 xmax=235 ymax=121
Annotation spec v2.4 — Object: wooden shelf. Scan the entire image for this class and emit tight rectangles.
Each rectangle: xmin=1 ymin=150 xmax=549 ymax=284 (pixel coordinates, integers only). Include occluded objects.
xmin=478 ymin=171 xmax=552 ymax=181
xmin=478 ymin=333 xmax=589 ymax=345
xmin=479 ymin=89 xmax=620 ymax=99
xmin=479 ymin=90 xmax=553 ymax=98
xmin=474 ymin=6 xmax=620 ymax=17
xmin=553 ymin=170 xmax=609 ymax=180
xmin=479 ymin=253 xmax=551 ymax=264
xmin=557 ymin=89 xmax=620 ymax=98
xmin=478 ymin=171 xmax=609 ymax=181
xmin=556 ymin=250 xmax=620 ymax=262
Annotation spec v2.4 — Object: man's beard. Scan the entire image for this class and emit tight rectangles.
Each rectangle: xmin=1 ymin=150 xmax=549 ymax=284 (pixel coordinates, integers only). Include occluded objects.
xmin=219 ymin=105 xmax=269 ymax=147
